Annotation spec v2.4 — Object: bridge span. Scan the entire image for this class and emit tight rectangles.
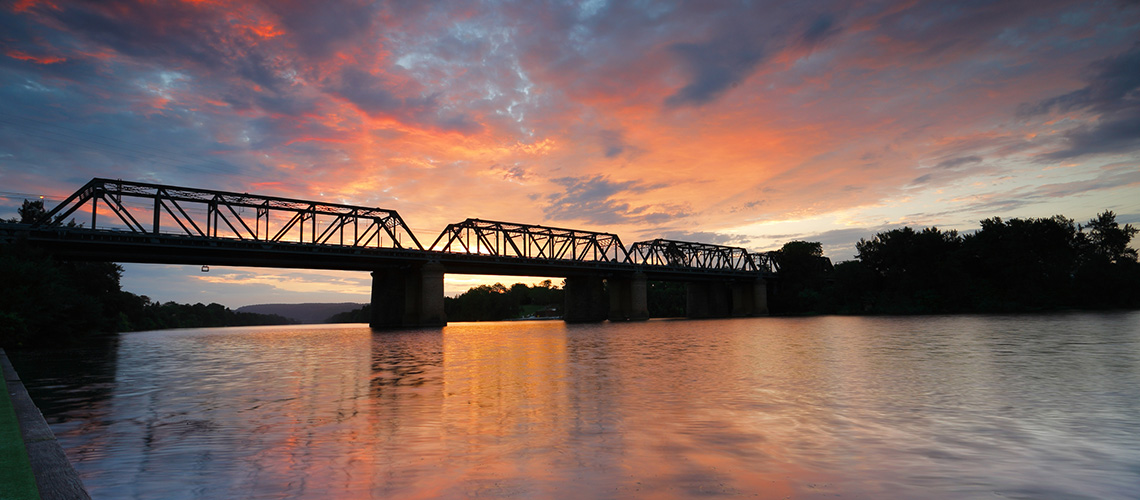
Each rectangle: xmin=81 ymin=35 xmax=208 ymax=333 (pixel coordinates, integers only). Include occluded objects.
xmin=1 ymin=178 xmax=777 ymax=328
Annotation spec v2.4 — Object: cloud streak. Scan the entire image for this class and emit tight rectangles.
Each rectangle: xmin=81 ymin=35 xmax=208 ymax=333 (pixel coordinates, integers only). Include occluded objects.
xmin=1024 ymin=43 xmax=1140 ymax=159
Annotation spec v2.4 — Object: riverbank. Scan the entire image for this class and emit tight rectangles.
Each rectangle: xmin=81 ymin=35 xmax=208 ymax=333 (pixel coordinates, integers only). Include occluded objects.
xmin=0 ymin=348 xmax=89 ymax=500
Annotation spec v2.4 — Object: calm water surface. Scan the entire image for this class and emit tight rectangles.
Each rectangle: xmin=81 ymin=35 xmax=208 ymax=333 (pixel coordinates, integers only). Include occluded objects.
xmin=11 ymin=313 xmax=1140 ymax=499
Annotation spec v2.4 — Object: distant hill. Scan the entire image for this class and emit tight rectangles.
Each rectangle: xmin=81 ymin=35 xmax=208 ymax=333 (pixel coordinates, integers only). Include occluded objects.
xmin=235 ymin=303 xmax=366 ymax=324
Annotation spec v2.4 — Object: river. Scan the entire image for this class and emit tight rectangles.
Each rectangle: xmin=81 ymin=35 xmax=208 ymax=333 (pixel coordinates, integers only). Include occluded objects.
xmin=9 ymin=313 xmax=1140 ymax=499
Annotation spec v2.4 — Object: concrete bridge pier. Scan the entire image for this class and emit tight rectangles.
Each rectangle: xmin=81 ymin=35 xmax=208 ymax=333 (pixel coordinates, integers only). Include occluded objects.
xmin=688 ymin=279 xmax=768 ymax=319
xmin=730 ymin=278 xmax=769 ymax=317
xmin=608 ymin=271 xmax=649 ymax=321
xmin=370 ymin=261 xmax=446 ymax=329
xmin=564 ymin=275 xmax=608 ymax=323
xmin=685 ymin=282 xmax=732 ymax=318
xmin=752 ymin=278 xmax=769 ymax=316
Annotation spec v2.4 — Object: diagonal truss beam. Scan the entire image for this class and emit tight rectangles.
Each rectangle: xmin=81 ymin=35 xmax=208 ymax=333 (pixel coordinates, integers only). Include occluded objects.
xmin=27 ymin=179 xmax=779 ymax=277
xmin=34 ymin=178 xmax=423 ymax=250
xmin=628 ymin=239 xmax=759 ymax=272
xmin=430 ymin=218 xmax=629 ymax=263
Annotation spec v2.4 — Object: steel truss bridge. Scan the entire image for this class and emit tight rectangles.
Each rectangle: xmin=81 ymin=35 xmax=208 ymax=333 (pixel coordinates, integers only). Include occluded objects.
xmin=2 ymin=178 xmax=778 ymax=326
xmin=6 ymin=178 xmax=777 ymax=279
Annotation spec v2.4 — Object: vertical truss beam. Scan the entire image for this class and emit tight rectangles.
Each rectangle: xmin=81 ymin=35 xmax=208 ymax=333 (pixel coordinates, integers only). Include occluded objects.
xmin=628 ymin=239 xmax=762 ymax=273
xmin=32 ymin=178 xmax=423 ymax=250
xmin=429 ymin=218 xmax=629 ymax=263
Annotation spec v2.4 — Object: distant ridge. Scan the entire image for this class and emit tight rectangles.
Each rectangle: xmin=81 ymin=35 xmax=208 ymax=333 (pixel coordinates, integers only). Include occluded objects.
xmin=235 ymin=303 xmax=366 ymax=324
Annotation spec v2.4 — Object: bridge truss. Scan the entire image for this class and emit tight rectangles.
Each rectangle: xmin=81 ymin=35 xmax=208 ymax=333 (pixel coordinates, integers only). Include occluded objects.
xmin=16 ymin=178 xmax=780 ymax=278
xmin=628 ymin=239 xmax=761 ymax=273
xmin=751 ymin=252 xmax=779 ymax=274
xmin=430 ymin=218 xmax=629 ymax=263
xmin=35 ymin=178 xmax=423 ymax=250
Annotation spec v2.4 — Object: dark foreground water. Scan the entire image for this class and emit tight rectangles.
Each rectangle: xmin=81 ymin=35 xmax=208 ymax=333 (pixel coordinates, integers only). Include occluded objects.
xmin=10 ymin=313 xmax=1140 ymax=499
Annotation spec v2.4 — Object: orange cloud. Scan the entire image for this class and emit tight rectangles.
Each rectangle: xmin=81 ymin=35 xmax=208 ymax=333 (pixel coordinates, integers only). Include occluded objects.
xmin=11 ymin=0 xmax=58 ymax=13
xmin=4 ymin=48 xmax=65 ymax=64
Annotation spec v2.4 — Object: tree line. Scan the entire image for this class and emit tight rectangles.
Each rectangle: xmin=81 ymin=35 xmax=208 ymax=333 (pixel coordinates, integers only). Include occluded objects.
xmin=327 ymin=280 xmax=568 ymax=323
xmin=1 ymin=200 xmax=293 ymax=348
xmin=328 ymin=279 xmax=689 ymax=323
xmin=4 ymin=197 xmax=1137 ymax=346
xmin=773 ymin=211 xmax=1139 ymax=314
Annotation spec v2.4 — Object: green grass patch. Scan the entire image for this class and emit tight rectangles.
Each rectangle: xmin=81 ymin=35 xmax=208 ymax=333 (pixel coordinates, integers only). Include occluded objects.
xmin=0 ymin=374 xmax=40 ymax=500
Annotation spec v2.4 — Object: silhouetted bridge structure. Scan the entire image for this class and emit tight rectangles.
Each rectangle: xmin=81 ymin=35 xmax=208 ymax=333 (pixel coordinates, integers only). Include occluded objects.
xmin=1 ymin=178 xmax=778 ymax=328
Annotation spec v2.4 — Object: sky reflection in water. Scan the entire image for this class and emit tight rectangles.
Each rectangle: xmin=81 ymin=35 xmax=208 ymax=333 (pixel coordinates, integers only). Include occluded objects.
xmin=13 ymin=313 xmax=1140 ymax=499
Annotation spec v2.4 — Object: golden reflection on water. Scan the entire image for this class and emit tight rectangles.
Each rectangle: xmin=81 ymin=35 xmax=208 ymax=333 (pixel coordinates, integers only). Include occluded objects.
xmin=14 ymin=314 xmax=1140 ymax=499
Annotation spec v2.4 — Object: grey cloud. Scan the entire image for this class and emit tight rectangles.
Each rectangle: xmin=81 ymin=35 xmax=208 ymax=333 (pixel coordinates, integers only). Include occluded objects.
xmin=805 ymin=226 xmax=891 ymax=252
xmin=244 ymin=116 xmax=341 ymax=149
xmin=802 ymin=14 xmax=840 ymax=46
xmin=665 ymin=35 xmax=767 ymax=107
xmin=1043 ymin=113 xmax=1140 ymax=160
xmin=729 ymin=200 xmax=765 ymax=213
xmin=254 ymin=93 xmax=320 ymax=118
xmin=1023 ymin=43 xmax=1140 ymax=159
xmin=1023 ymin=164 xmax=1140 ymax=199
xmin=7 ymin=0 xmax=303 ymax=106
xmin=599 ymin=129 xmax=628 ymax=158
xmin=1019 ymin=88 xmax=1093 ymax=117
xmin=434 ymin=112 xmax=483 ymax=134
xmin=1115 ymin=212 xmax=1140 ymax=226
xmin=1022 ymin=43 xmax=1140 ymax=117
xmin=756 ymin=225 xmax=897 ymax=261
xmin=661 ymin=6 xmax=848 ymax=108
xmin=910 ymin=164 xmax=1140 ymax=223
xmin=935 ymin=155 xmax=983 ymax=169
xmin=544 ymin=175 xmax=685 ymax=226
xmin=653 ymin=231 xmax=753 ymax=247
xmin=906 ymin=155 xmax=997 ymax=190
xmin=262 ymin=0 xmax=380 ymax=59
xmin=871 ymin=1 xmax=1079 ymax=61
xmin=332 ymin=68 xmax=420 ymax=115
xmin=331 ymin=68 xmax=482 ymax=134
xmin=490 ymin=164 xmax=530 ymax=182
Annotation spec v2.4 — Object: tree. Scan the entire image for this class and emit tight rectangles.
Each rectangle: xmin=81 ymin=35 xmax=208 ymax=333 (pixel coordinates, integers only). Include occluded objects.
xmin=1073 ymin=211 xmax=1140 ymax=309
xmin=1083 ymin=210 xmax=1138 ymax=264
xmin=855 ymin=227 xmax=965 ymax=313
xmin=0 ymin=241 xmax=116 ymax=346
xmin=770 ymin=241 xmax=831 ymax=314
xmin=963 ymin=215 xmax=1081 ymax=311
xmin=440 ymin=281 xmax=564 ymax=321
xmin=827 ymin=260 xmax=877 ymax=314
xmin=17 ymin=199 xmax=47 ymax=224
xmin=646 ymin=280 xmax=685 ymax=317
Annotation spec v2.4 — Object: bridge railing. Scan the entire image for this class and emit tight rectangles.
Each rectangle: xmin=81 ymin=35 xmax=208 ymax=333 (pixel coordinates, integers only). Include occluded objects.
xmin=35 ymin=178 xmax=424 ymax=250
xmin=429 ymin=218 xmax=629 ymax=263
xmin=628 ymin=239 xmax=760 ymax=273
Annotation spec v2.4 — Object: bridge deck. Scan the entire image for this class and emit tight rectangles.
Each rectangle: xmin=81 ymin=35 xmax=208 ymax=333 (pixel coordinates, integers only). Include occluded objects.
xmin=4 ymin=178 xmax=777 ymax=282
xmin=1 ymin=224 xmax=774 ymax=281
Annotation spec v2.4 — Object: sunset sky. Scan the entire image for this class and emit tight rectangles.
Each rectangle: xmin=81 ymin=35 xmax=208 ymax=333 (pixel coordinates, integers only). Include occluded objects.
xmin=2 ymin=0 xmax=1139 ymax=307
